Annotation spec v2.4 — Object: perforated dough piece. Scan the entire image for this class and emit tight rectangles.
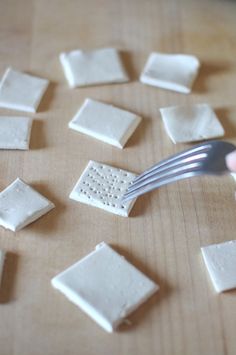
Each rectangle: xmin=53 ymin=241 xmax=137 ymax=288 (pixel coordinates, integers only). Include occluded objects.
xmin=60 ymin=48 xmax=129 ymax=88
xmin=51 ymin=242 xmax=159 ymax=332
xmin=69 ymin=161 xmax=137 ymax=217
xmin=0 ymin=250 xmax=5 ymax=286
xmin=160 ymin=104 xmax=224 ymax=143
xmin=0 ymin=178 xmax=55 ymax=232
xmin=140 ymin=52 xmax=200 ymax=94
xmin=0 ymin=68 xmax=49 ymax=113
xmin=201 ymin=240 xmax=236 ymax=293
xmin=69 ymin=99 xmax=141 ymax=148
xmin=0 ymin=116 xmax=32 ymax=150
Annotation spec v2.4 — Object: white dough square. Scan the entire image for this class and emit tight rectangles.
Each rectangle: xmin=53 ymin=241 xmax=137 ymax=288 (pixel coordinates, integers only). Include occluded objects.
xmin=0 ymin=116 xmax=32 ymax=150
xmin=160 ymin=104 xmax=224 ymax=143
xmin=60 ymin=48 xmax=129 ymax=88
xmin=0 ymin=68 xmax=49 ymax=113
xmin=69 ymin=161 xmax=137 ymax=217
xmin=140 ymin=52 xmax=200 ymax=94
xmin=201 ymin=240 xmax=236 ymax=293
xmin=0 ymin=178 xmax=55 ymax=232
xmin=69 ymin=99 xmax=141 ymax=148
xmin=51 ymin=242 xmax=159 ymax=332
xmin=0 ymin=250 xmax=5 ymax=286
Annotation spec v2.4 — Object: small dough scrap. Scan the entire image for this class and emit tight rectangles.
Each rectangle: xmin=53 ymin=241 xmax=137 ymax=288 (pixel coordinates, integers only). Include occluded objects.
xmin=0 ymin=68 xmax=49 ymax=113
xmin=60 ymin=48 xmax=129 ymax=88
xmin=201 ymin=240 xmax=236 ymax=293
xmin=69 ymin=99 xmax=141 ymax=148
xmin=0 ymin=178 xmax=55 ymax=232
xmin=51 ymin=242 xmax=159 ymax=332
xmin=0 ymin=116 xmax=32 ymax=150
xmin=69 ymin=161 xmax=137 ymax=217
xmin=0 ymin=250 xmax=5 ymax=286
xmin=160 ymin=103 xmax=224 ymax=143
xmin=140 ymin=52 xmax=200 ymax=94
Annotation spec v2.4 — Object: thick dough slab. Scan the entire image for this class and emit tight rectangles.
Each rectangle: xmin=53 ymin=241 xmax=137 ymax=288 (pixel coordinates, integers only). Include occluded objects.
xmin=51 ymin=242 xmax=159 ymax=332
xmin=0 ymin=116 xmax=32 ymax=150
xmin=160 ymin=103 xmax=224 ymax=143
xmin=0 ymin=68 xmax=49 ymax=113
xmin=140 ymin=52 xmax=200 ymax=94
xmin=60 ymin=48 xmax=129 ymax=88
xmin=201 ymin=240 xmax=236 ymax=292
xmin=69 ymin=99 xmax=141 ymax=148
xmin=69 ymin=161 xmax=137 ymax=217
xmin=0 ymin=178 xmax=55 ymax=232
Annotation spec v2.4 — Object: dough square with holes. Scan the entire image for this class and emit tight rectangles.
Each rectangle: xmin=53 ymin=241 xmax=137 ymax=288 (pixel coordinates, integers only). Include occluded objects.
xmin=140 ymin=52 xmax=200 ymax=93
xmin=0 ymin=68 xmax=49 ymax=113
xmin=160 ymin=104 xmax=224 ymax=143
xmin=201 ymin=240 xmax=236 ymax=293
xmin=69 ymin=99 xmax=141 ymax=148
xmin=0 ymin=116 xmax=32 ymax=150
xmin=51 ymin=242 xmax=159 ymax=332
xmin=0 ymin=250 xmax=5 ymax=287
xmin=0 ymin=178 xmax=55 ymax=232
xmin=69 ymin=161 xmax=137 ymax=217
xmin=60 ymin=48 xmax=129 ymax=88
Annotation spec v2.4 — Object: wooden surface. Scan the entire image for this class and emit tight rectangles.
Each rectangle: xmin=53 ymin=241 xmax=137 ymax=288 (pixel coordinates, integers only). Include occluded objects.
xmin=0 ymin=0 xmax=236 ymax=354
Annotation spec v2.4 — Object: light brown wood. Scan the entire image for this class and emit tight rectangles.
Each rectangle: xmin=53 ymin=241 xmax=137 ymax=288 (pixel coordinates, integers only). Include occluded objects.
xmin=0 ymin=0 xmax=236 ymax=354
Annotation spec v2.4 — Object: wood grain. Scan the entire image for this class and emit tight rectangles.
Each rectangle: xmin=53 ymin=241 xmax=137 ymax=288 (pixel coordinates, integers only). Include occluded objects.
xmin=0 ymin=0 xmax=236 ymax=354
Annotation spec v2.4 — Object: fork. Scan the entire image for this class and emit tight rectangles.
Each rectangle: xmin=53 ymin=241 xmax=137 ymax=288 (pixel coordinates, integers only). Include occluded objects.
xmin=122 ymin=140 xmax=236 ymax=202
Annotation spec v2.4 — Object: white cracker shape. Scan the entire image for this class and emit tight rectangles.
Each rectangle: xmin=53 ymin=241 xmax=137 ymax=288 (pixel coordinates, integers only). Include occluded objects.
xmin=0 ymin=116 xmax=32 ymax=150
xmin=0 ymin=178 xmax=55 ymax=232
xmin=69 ymin=99 xmax=141 ymax=148
xmin=0 ymin=250 xmax=5 ymax=287
xmin=51 ymin=242 xmax=159 ymax=332
xmin=140 ymin=52 xmax=200 ymax=94
xmin=0 ymin=68 xmax=49 ymax=113
xmin=160 ymin=103 xmax=224 ymax=143
xmin=201 ymin=240 xmax=236 ymax=293
xmin=60 ymin=48 xmax=129 ymax=88
xmin=70 ymin=161 xmax=137 ymax=217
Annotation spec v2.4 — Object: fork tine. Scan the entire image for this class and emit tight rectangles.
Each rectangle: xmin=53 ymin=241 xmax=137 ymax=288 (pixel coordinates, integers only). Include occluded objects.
xmin=133 ymin=142 xmax=211 ymax=185
xmin=128 ymin=153 xmax=207 ymax=192
xmin=123 ymin=164 xmax=202 ymax=202
xmin=129 ymin=151 xmax=207 ymax=193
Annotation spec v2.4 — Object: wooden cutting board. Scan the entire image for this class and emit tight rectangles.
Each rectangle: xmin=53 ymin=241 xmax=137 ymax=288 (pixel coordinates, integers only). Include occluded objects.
xmin=0 ymin=0 xmax=236 ymax=354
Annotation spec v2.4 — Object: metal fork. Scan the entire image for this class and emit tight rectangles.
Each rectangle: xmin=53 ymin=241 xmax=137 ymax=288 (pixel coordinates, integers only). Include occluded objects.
xmin=122 ymin=140 xmax=236 ymax=202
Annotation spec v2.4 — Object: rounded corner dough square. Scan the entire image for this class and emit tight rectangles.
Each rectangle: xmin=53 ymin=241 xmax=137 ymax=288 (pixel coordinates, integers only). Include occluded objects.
xmin=60 ymin=48 xmax=129 ymax=88
xmin=201 ymin=240 xmax=236 ymax=293
xmin=0 ymin=178 xmax=55 ymax=232
xmin=69 ymin=161 xmax=137 ymax=217
xmin=0 ymin=116 xmax=33 ymax=150
xmin=0 ymin=67 xmax=49 ymax=113
xmin=51 ymin=242 xmax=159 ymax=332
xmin=160 ymin=103 xmax=224 ymax=143
xmin=69 ymin=98 xmax=141 ymax=148
xmin=140 ymin=52 xmax=200 ymax=94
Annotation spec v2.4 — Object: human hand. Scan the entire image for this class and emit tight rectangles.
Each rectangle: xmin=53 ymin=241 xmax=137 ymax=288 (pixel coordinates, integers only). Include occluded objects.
xmin=226 ymin=151 xmax=236 ymax=172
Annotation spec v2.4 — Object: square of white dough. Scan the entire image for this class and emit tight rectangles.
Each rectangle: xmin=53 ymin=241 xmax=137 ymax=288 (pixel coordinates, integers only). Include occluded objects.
xmin=51 ymin=242 xmax=159 ymax=332
xmin=69 ymin=99 xmax=141 ymax=148
xmin=69 ymin=161 xmax=137 ymax=217
xmin=140 ymin=52 xmax=200 ymax=94
xmin=0 ymin=68 xmax=49 ymax=113
xmin=201 ymin=240 xmax=236 ymax=293
xmin=160 ymin=103 xmax=224 ymax=143
xmin=60 ymin=48 xmax=129 ymax=88
xmin=0 ymin=178 xmax=55 ymax=232
xmin=0 ymin=250 xmax=5 ymax=286
xmin=0 ymin=116 xmax=32 ymax=150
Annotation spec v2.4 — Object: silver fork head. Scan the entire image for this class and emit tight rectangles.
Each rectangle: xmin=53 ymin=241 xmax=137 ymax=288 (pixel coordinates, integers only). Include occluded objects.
xmin=123 ymin=140 xmax=236 ymax=202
